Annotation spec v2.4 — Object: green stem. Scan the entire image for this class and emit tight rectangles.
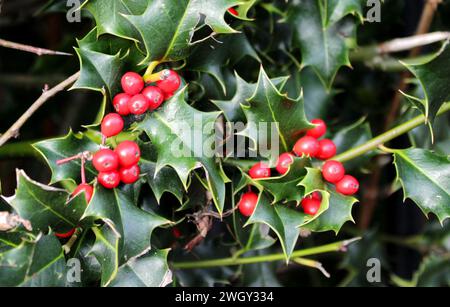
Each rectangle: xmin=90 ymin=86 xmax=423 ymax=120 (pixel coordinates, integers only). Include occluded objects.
xmin=334 ymin=102 xmax=450 ymax=163
xmin=171 ymin=237 xmax=360 ymax=270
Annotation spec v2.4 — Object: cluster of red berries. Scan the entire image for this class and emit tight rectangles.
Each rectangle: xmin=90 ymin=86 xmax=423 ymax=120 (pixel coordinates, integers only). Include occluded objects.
xmin=112 ymin=69 xmax=181 ymax=117
xmin=238 ymin=119 xmax=360 ymax=218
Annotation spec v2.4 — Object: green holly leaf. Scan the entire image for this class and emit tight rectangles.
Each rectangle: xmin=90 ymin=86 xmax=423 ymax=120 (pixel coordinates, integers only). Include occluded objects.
xmin=109 ymin=249 xmax=172 ymax=287
xmin=82 ymin=185 xmax=171 ymax=263
xmin=140 ymin=143 xmax=184 ymax=204
xmin=287 ymin=0 xmax=361 ymax=89
xmin=402 ymin=42 xmax=450 ymax=123
xmin=0 ymin=234 xmax=66 ymax=287
xmin=10 ymin=170 xmax=87 ymax=234
xmin=393 ymin=148 xmax=450 ymax=224
xmin=136 ymin=88 xmax=230 ymax=214
xmin=33 ymin=131 xmax=99 ymax=184
xmin=0 ymin=231 xmax=34 ymax=253
xmin=239 ymin=67 xmax=313 ymax=163
xmin=123 ymin=0 xmax=241 ymax=63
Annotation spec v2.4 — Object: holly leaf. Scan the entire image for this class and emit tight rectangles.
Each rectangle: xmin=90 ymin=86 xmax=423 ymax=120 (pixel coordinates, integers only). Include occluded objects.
xmin=9 ymin=170 xmax=87 ymax=234
xmin=287 ymin=0 xmax=361 ymax=89
xmin=136 ymin=88 xmax=230 ymax=215
xmin=109 ymin=249 xmax=172 ymax=287
xmin=140 ymin=143 xmax=184 ymax=204
xmin=402 ymin=42 xmax=450 ymax=123
xmin=393 ymin=148 xmax=450 ymax=224
xmin=33 ymin=131 xmax=99 ymax=184
xmin=123 ymin=0 xmax=241 ymax=63
xmin=0 ymin=234 xmax=66 ymax=287
xmin=239 ymin=67 xmax=313 ymax=163
xmin=0 ymin=231 xmax=34 ymax=253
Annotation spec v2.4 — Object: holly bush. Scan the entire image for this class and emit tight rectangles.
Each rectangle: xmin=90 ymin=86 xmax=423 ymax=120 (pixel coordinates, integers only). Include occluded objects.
xmin=0 ymin=0 xmax=449 ymax=287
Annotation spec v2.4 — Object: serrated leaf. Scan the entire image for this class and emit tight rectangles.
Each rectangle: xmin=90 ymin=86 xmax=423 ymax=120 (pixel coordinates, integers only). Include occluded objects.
xmin=123 ymin=0 xmax=241 ymax=63
xmin=402 ymin=42 xmax=450 ymax=123
xmin=10 ymin=170 xmax=87 ymax=234
xmin=136 ymin=88 xmax=230 ymax=214
xmin=0 ymin=234 xmax=66 ymax=287
xmin=239 ymin=67 xmax=312 ymax=163
xmin=109 ymin=249 xmax=172 ymax=287
xmin=287 ymin=0 xmax=361 ymax=89
xmin=33 ymin=131 xmax=99 ymax=184
xmin=393 ymin=148 xmax=450 ymax=224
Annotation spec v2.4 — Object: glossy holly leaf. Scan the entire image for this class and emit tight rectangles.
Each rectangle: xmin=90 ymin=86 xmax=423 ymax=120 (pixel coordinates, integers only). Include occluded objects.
xmin=9 ymin=170 xmax=87 ymax=234
xmin=402 ymin=42 xmax=450 ymax=123
xmin=136 ymin=88 xmax=230 ymax=215
xmin=140 ymin=143 xmax=184 ymax=204
xmin=234 ymin=0 xmax=257 ymax=20
xmin=83 ymin=185 xmax=171 ymax=263
xmin=0 ymin=234 xmax=66 ymax=287
xmin=188 ymin=33 xmax=260 ymax=94
xmin=239 ymin=67 xmax=313 ymax=163
xmin=109 ymin=249 xmax=172 ymax=287
xmin=304 ymin=189 xmax=357 ymax=234
xmin=123 ymin=0 xmax=241 ymax=63
xmin=213 ymin=72 xmax=289 ymax=123
xmin=287 ymin=0 xmax=361 ymax=89
xmin=33 ymin=131 xmax=99 ymax=184
xmin=393 ymin=148 xmax=450 ymax=224
xmin=0 ymin=231 xmax=34 ymax=253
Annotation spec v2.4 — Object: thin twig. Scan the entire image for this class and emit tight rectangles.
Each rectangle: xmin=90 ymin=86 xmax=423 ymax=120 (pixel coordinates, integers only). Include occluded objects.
xmin=0 ymin=38 xmax=72 ymax=56
xmin=378 ymin=31 xmax=450 ymax=54
xmin=0 ymin=71 xmax=80 ymax=147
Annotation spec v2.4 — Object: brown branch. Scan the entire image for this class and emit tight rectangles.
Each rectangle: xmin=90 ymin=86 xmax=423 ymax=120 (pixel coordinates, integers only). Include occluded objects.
xmin=0 ymin=38 xmax=72 ymax=56
xmin=0 ymin=71 xmax=80 ymax=147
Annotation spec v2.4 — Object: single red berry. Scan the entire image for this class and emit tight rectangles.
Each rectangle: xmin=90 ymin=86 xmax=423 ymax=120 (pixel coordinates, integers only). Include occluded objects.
xmin=142 ymin=86 xmax=165 ymax=110
xmin=55 ymin=228 xmax=76 ymax=239
xmin=336 ymin=175 xmax=359 ymax=196
xmin=276 ymin=153 xmax=294 ymax=175
xmin=249 ymin=162 xmax=271 ymax=179
xmin=172 ymin=227 xmax=182 ymax=239
xmin=322 ymin=160 xmax=345 ymax=183
xmin=305 ymin=191 xmax=322 ymax=201
xmin=301 ymin=198 xmax=321 ymax=216
xmin=121 ymin=72 xmax=144 ymax=95
xmin=119 ymin=164 xmax=140 ymax=184
xmin=164 ymin=92 xmax=174 ymax=100
xmin=306 ymin=119 xmax=327 ymax=139
xmin=98 ymin=171 xmax=120 ymax=189
xmin=228 ymin=7 xmax=239 ymax=16
xmin=112 ymin=93 xmax=131 ymax=116
xmin=115 ymin=141 xmax=141 ymax=167
xmin=128 ymin=94 xmax=149 ymax=115
xmin=293 ymin=136 xmax=320 ymax=157
xmin=156 ymin=70 xmax=181 ymax=94
xmin=101 ymin=113 xmax=124 ymax=138
xmin=72 ymin=183 xmax=94 ymax=204
xmin=316 ymin=139 xmax=337 ymax=160
xmin=238 ymin=192 xmax=258 ymax=217
xmin=92 ymin=149 xmax=119 ymax=172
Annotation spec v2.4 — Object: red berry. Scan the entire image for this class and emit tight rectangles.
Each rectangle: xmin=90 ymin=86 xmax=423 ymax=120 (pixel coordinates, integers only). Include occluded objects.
xmin=156 ymin=70 xmax=181 ymax=94
xmin=301 ymin=198 xmax=321 ymax=216
xmin=306 ymin=119 xmax=327 ymax=139
xmin=322 ymin=160 xmax=345 ymax=183
xmin=72 ymin=183 xmax=94 ymax=203
xmin=228 ymin=7 xmax=239 ymax=16
xmin=172 ymin=227 xmax=182 ymax=239
xmin=249 ymin=162 xmax=271 ymax=179
xmin=276 ymin=153 xmax=294 ymax=175
xmin=238 ymin=192 xmax=258 ymax=217
xmin=101 ymin=113 xmax=124 ymax=138
xmin=142 ymin=86 xmax=165 ymax=111
xmin=115 ymin=141 xmax=141 ymax=167
xmin=306 ymin=191 xmax=322 ymax=201
xmin=55 ymin=228 xmax=76 ymax=239
xmin=128 ymin=94 xmax=149 ymax=115
xmin=92 ymin=149 xmax=119 ymax=172
xmin=316 ymin=139 xmax=337 ymax=160
xmin=164 ymin=92 xmax=174 ymax=100
xmin=98 ymin=171 xmax=120 ymax=189
xmin=119 ymin=164 xmax=140 ymax=184
xmin=121 ymin=72 xmax=144 ymax=95
xmin=336 ymin=175 xmax=359 ymax=196
xmin=293 ymin=136 xmax=320 ymax=157
xmin=112 ymin=93 xmax=131 ymax=116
